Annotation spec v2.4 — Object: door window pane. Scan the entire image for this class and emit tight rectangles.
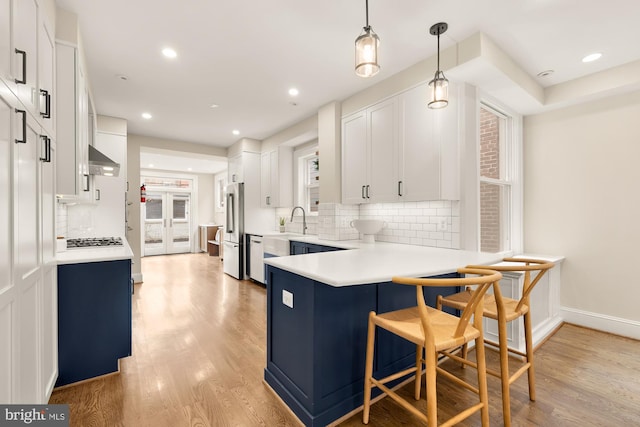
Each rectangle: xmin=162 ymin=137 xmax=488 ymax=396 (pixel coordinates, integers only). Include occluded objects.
xmin=173 ymin=199 xmax=186 ymax=220
xmin=146 ymin=197 xmax=162 ymax=220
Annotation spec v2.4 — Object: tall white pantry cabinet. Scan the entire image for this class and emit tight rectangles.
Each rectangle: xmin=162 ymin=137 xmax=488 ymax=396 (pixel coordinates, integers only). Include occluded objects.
xmin=0 ymin=0 xmax=58 ymax=404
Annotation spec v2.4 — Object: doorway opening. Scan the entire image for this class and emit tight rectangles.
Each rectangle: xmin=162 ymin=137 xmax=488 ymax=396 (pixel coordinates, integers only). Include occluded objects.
xmin=141 ymin=176 xmax=192 ymax=256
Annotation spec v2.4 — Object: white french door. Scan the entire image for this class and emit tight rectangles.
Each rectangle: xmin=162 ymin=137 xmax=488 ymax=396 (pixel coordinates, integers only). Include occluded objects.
xmin=143 ymin=191 xmax=191 ymax=256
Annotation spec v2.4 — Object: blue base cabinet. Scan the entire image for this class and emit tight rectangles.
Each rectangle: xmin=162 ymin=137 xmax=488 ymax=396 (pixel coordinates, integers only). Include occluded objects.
xmin=264 ymin=266 xmax=459 ymax=426
xmin=56 ymin=259 xmax=132 ymax=387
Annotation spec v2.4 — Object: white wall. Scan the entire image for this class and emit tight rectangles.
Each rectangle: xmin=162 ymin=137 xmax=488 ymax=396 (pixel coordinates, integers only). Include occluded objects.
xmin=197 ymin=172 xmax=216 ymax=224
xmin=524 ymin=90 xmax=640 ymax=333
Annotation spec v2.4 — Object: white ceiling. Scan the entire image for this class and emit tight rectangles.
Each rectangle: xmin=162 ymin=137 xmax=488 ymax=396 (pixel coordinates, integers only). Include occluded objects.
xmin=57 ymin=0 xmax=640 ymax=148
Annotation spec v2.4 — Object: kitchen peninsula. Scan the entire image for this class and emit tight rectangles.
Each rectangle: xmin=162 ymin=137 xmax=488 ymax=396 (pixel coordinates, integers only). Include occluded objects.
xmin=263 ymin=242 xmax=502 ymax=426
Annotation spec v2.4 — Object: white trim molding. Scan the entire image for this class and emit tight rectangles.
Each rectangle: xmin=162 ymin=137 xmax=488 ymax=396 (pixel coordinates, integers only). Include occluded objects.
xmin=560 ymin=306 xmax=640 ymax=340
xmin=133 ymin=273 xmax=144 ymax=283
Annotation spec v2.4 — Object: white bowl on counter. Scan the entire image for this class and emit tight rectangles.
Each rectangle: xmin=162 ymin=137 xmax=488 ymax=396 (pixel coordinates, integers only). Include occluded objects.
xmin=350 ymin=219 xmax=385 ymax=243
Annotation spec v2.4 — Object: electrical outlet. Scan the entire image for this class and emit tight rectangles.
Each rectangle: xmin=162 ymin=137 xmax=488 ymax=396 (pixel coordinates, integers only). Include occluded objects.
xmin=282 ymin=289 xmax=294 ymax=308
xmin=438 ymin=219 xmax=448 ymax=231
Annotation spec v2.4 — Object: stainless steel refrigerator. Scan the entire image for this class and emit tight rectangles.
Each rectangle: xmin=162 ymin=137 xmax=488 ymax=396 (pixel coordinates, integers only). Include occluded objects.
xmin=223 ymin=182 xmax=244 ymax=279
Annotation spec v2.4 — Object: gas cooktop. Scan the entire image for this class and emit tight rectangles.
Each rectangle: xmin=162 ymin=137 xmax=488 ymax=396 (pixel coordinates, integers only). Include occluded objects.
xmin=67 ymin=237 xmax=123 ymax=248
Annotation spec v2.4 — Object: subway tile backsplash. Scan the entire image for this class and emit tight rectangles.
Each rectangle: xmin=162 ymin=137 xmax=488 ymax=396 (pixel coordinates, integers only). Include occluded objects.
xmin=317 ymin=201 xmax=460 ymax=249
xmin=360 ymin=201 xmax=460 ymax=248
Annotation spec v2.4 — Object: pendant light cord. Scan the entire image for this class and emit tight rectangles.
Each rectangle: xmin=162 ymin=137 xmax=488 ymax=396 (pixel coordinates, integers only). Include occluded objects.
xmin=365 ymin=0 xmax=369 ymax=29
xmin=437 ymin=29 xmax=440 ymax=73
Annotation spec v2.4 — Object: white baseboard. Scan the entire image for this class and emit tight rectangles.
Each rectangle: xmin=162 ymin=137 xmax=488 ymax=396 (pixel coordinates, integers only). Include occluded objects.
xmin=560 ymin=306 xmax=640 ymax=340
xmin=531 ymin=315 xmax=564 ymax=348
xmin=133 ymin=273 xmax=143 ymax=283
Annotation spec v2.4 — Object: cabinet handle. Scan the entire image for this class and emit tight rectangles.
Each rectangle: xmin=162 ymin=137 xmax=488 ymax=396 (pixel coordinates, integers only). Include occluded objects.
xmin=40 ymin=89 xmax=51 ymax=119
xmin=95 ymin=189 xmax=101 ymax=200
xmin=39 ymin=135 xmax=47 ymax=161
xmin=83 ymin=174 xmax=90 ymax=191
xmin=398 ymin=181 xmax=403 ymax=196
xmin=14 ymin=49 xmax=26 ymax=84
xmin=15 ymin=109 xmax=26 ymax=143
xmin=266 ymin=196 xmax=270 ymax=205
xmin=366 ymin=185 xmax=370 ymax=199
xmin=46 ymin=137 xmax=51 ymax=162
xmin=361 ymin=185 xmax=366 ymax=199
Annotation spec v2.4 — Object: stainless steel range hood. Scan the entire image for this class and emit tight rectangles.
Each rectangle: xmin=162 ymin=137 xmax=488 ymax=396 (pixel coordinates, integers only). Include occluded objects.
xmin=88 ymin=145 xmax=120 ymax=176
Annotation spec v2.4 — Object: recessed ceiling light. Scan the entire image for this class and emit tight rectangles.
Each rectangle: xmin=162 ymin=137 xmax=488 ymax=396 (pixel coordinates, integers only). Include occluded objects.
xmin=232 ymin=130 xmax=240 ymax=135
xmin=142 ymin=112 xmax=152 ymax=119
xmin=148 ymin=164 xmax=154 ymax=168
xmin=288 ymin=88 xmax=299 ymax=97
xmin=582 ymin=52 xmax=602 ymax=63
xmin=187 ymin=167 xmax=193 ymax=171
xmin=210 ymin=104 xmax=219 ymax=108
xmin=162 ymin=48 xmax=177 ymax=58
xmin=536 ymin=70 xmax=554 ymax=78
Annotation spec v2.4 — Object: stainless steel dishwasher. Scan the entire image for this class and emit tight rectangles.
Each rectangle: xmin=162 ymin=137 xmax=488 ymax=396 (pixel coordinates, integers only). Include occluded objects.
xmin=249 ymin=235 xmax=264 ymax=283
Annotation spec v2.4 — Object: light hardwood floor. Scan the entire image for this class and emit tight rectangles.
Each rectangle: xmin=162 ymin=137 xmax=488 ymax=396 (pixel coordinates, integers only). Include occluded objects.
xmin=50 ymin=253 xmax=640 ymax=426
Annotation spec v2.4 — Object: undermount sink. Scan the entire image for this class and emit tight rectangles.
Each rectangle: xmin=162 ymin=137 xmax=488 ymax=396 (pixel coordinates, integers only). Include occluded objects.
xmin=263 ymin=234 xmax=300 ymax=257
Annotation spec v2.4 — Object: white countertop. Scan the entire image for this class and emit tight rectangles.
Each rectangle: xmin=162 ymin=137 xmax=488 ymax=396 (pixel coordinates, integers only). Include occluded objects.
xmin=263 ymin=237 xmax=504 ymax=287
xmin=56 ymin=238 xmax=134 ymax=265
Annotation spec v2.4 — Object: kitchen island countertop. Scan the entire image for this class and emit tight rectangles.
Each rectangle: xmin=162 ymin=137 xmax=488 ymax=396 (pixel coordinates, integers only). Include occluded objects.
xmin=264 ymin=240 xmax=503 ymax=287
xmin=56 ymin=238 xmax=134 ymax=265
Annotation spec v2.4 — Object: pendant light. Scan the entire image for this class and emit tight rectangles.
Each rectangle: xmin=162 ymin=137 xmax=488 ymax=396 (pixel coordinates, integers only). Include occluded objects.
xmin=428 ymin=22 xmax=448 ymax=109
xmin=355 ymin=0 xmax=380 ymax=78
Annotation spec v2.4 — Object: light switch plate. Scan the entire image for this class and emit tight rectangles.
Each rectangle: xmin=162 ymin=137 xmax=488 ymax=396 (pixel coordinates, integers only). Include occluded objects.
xmin=282 ymin=289 xmax=294 ymax=308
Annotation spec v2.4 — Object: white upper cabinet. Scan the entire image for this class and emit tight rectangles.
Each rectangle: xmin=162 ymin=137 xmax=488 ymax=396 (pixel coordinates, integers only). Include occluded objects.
xmin=260 ymin=147 xmax=292 ymax=208
xmin=37 ymin=9 xmax=55 ymax=136
xmin=342 ymin=98 xmax=398 ymax=204
xmin=12 ymin=0 xmax=39 ymax=114
xmin=341 ymin=109 xmax=367 ymax=204
xmin=399 ymin=82 xmax=459 ymax=201
xmin=368 ymin=98 xmax=399 ymax=202
xmin=342 ymin=83 xmax=460 ymax=205
xmin=0 ymin=0 xmax=10 ymax=81
xmin=56 ymin=42 xmax=91 ymax=201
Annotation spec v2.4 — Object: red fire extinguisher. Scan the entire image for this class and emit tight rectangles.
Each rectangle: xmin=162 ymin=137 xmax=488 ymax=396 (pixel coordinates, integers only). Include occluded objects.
xmin=140 ymin=184 xmax=146 ymax=203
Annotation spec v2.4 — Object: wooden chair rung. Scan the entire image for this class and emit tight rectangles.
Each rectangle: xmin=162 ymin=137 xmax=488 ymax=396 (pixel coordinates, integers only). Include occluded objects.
xmin=436 ymin=366 xmax=479 ymax=394
xmin=440 ymin=402 xmax=486 ymax=427
xmin=371 ymin=366 xmax=418 ymax=387
xmin=508 ymin=363 xmax=532 ymax=385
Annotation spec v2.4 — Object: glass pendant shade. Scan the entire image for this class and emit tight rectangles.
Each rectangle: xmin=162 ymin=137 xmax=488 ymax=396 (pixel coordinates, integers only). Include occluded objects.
xmin=355 ymin=27 xmax=380 ymax=78
xmin=428 ymin=70 xmax=449 ymax=109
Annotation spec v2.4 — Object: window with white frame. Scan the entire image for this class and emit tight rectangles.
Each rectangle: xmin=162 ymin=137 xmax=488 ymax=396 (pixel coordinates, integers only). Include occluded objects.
xmin=478 ymin=103 xmax=519 ymax=253
xmin=300 ymin=152 xmax=319 ymax=214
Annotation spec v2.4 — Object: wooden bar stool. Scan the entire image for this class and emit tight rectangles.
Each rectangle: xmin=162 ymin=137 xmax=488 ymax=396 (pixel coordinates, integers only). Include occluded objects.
xmin=436 ymin=258 xmax=555 ymax=426
xmin=363 ymin=268 xmax=502 ymax=426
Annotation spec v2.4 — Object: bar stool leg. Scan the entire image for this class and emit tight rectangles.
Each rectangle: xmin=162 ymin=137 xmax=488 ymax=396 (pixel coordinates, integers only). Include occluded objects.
xmin=414 ymin=345 xmax=423 ymax=400
xmin=524 ymin=311 xmax=536 ymax=401
xmin=425 ymin=342 xmax=438 ymax=425
xmin=362 ymin=312 xmax=376 ymax=425
xmin=475 ymin=334 xmax=490 ymax=426
xmin=498 ymin=315 xmax=512 ymax=427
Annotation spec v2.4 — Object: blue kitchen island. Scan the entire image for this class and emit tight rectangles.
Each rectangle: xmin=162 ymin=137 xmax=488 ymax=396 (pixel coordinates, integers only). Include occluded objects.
xmin=263 ymin=242 xmax=501 ymax=426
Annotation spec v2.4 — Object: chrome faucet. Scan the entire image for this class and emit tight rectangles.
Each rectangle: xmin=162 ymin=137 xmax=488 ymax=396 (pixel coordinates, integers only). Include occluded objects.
xmin=290 ymin=206 xmax=307 ymax=235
